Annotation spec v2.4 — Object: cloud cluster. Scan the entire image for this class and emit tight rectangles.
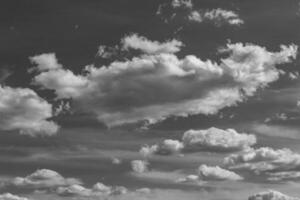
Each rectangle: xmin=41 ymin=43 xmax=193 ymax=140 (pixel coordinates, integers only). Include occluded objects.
xmin=121 ymin=34 xmax=183 ymax=54
xmin=32 ymin=42 xmax=297 ymax=126
xmin=8 ymin=169 xmax=81 ymax=190
xmin=182 ymin=127 xmax=256 ymax=151
xmin=224 ymin=147 xmax=300 ymax=176
xmin=0 ymin=193 xmax=29 ymax=200
xmin=248 ymin=190 xmax=300 ymax=200
xmin=0 ymin=86 xmax=59 ymax=136
xmin=188 ymin=9 xmax=244 ymax=26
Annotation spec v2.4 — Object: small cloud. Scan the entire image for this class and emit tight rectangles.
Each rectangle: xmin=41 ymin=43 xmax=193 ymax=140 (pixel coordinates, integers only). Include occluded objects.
xmin=7 ymin=169 xmax=81 ymax=190
xmin=182 ymin=127 xmax=256 ymax=152
xmin=188 ymin=9 xmax=244 ymax=26
xmin=121 ymin=33 xmax=183 ymax=54
xmin=131 ymin=160 xmax=149 ymax=173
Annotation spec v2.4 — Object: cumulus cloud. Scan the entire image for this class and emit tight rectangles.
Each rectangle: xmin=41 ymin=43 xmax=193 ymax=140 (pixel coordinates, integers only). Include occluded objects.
xmin=32 ymin=43 xmax=297 ymax=127
xmin=248 ymin=190 xmax=300 ymax=200
xmin=131 ymin=160 xmax=149 ymax=173
xmin=177 ymin=164 xmax=243 ymax=184
xmin=188 ymin=9 xmax=244 ymax=26
xmin=56 ymin=182 xmax=149 ymax=198
xmin=171 ymin=0 xmax=193 ymax=9
xmin=8 ymin=169 xmax=81 ymax=190
xmin=0 ymin=86 xmax=59 ymax=136
xmin=224 ymin=147 xmax=300 ymax=175
xmin=0 ymin=193 xmax=29 ymax=200
xmin=30 ymin=53 xmax=62 ymax=71
xmin=266 ymin=171 xmax=300 ymax=182
xmin=140 ymin=139 xmax=183 ymax=157
xmin=182 ymin=127 xmax=256 ymax=151
xmin=121 ymin=34 xmax=183 ymax=54
xmin=197 ymin=164 xmax=243 ymax=181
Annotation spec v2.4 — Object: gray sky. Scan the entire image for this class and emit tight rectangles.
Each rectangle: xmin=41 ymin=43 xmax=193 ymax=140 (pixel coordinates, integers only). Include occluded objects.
xmin=0 ymin=0 xmax=300 ymax=200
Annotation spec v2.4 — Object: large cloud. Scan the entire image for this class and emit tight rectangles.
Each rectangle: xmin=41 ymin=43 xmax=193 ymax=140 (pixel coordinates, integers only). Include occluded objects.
xmin=248 ymin=190 xmax=300 ymax=200
xmin=224 ymin=147 xmax=300 ymax=175
xmin=7 ymin=169 xmax=81 ymax=190
xmin=182 ymin=127 xmax=256 ymax=151
xmin=32 ymin=42 xmax=297 ymax=126
xmin=188 ymin=9 xmax=244 ymax=26
xmin=0 ymin=86 xmax=59 ymax=136
xmin=0 ymin=193 xmax=29 ymax=200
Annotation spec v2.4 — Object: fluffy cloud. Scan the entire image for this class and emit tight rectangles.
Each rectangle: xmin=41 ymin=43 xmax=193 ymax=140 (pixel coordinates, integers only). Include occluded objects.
xmin=182 ymin=127 xmax=256 ymax=151
xmin=177 ymin=164 xmax=243 ymax=184
xmin=140 ymin=139 xmax=183 ymax=156
xmin=266 ymin=171 xmax=300 ymax=182
xmin=0 ymin=86 xmax=59 ymax=136
xmin=248 ymin=190 xmax=300 ymax=200
xmin=30 ymin=53 xmax=62 ymax=71
xmin=56 ymin=182 xmax=148 ymax=198
xmin=8 ymin=169 xmax=81 ymax=190
xmin=131 ymin=160 xmax=149 ymax=173
xmin=224 ymin=147 xmax=300 ymax=174
xmin=188 ymin=9 xmax=244 ymax=26
xmin=0 ymin=193 xmax=29 ymax=200
xmin=197 ymin=164 xmax=243 ymax=181
xmin=32 ymin=43 xmax=297 ymax=126
xmin=171 ymin=0 xmax=193 ymax=9
xmin=121 ymin=34 xmax=183 ymax=54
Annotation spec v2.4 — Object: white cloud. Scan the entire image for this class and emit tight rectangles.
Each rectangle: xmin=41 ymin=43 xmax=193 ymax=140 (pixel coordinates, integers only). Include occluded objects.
xmin=248 ymin=190 xmax=300 ymax=200
xmin=197 ymin=164 xmax=243 ymax=181
xmin=56 ymin=182 xmax=148 ymax=198
xmin=0 ymin=86 xmax=59 ymax=136
xmin=189 ymin=9 xmax=244 ymax=26
xmin=9 ymin=169 xmax=81 ymax=190
xmin=30 ymin=53 xmax=62 ymax=71
xmin=121 ymin=34 xmax=183 ymax=54
xmin=224 ymin=147 xmax=300 ymax=174
xmin=32 ymin=43 xmax=297 ymax=127
xmin=140 ymin=139 xmax=183 ymax=156
xmin=171 ymin=0 xmax=193 ymax=9
xmin=266 ymin=171 xmax=300 ymax=182
xmin=34 ymin=68 xmax=88 ymax=99
xmin=0 ymin=193 xmax=29 ymax=200
xmin=182 ymin=127 xmax=256 ymax=151
xmin=131 ymin=160 xmax=149 ymax=173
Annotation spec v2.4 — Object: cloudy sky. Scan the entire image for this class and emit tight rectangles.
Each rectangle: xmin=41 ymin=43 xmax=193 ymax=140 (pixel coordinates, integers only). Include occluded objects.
xmin=1 ymin=0 xmax=300 ymax=199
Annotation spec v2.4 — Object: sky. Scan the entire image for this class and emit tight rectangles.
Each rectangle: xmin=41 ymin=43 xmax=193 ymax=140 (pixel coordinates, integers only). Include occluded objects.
xmin=1 ymin=0 xmax=300 ymax=200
